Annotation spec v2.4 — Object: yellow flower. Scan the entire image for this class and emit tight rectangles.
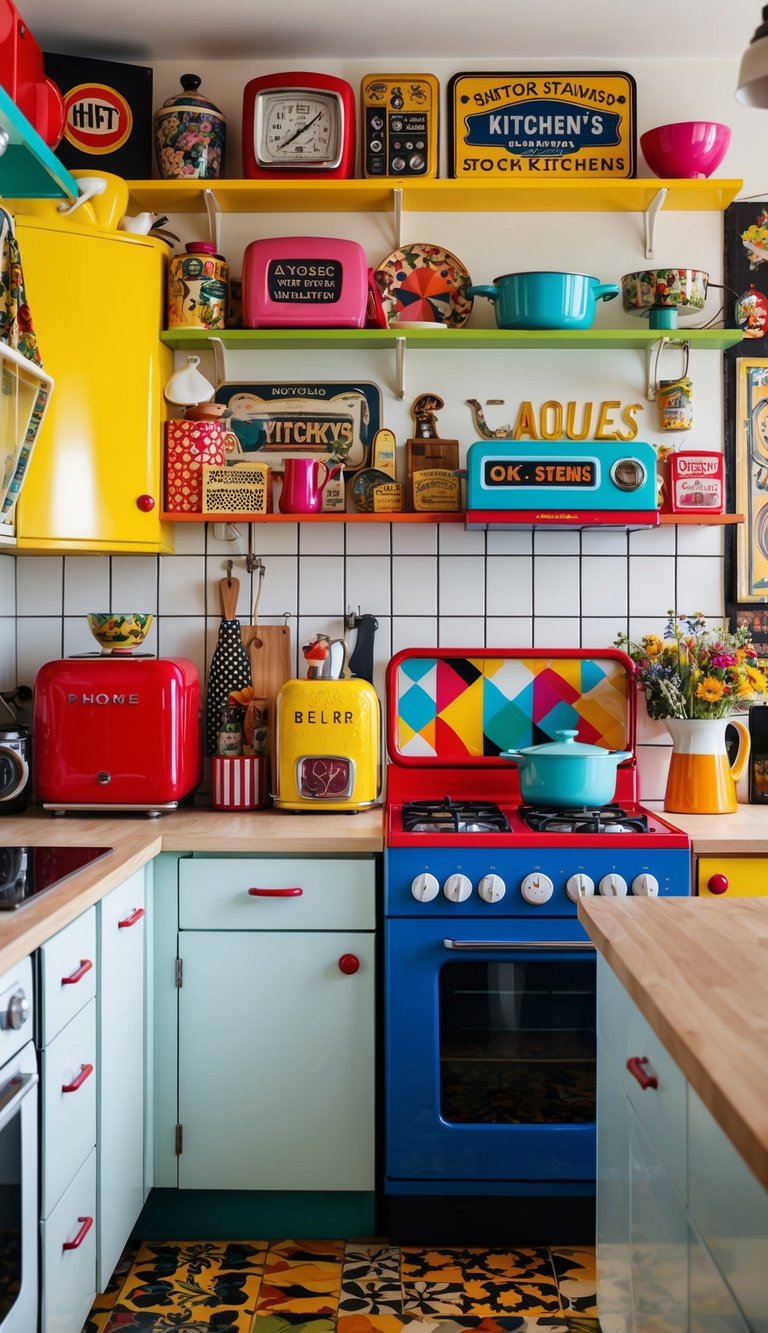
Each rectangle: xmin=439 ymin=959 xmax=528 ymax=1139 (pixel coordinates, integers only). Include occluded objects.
xmin=738 ymin=664 xmax=767 ymax=696
xmin=641 ymin=634 xmax=664 ymax=659
xmin=696 ymin=676 xmax=726 ymax=704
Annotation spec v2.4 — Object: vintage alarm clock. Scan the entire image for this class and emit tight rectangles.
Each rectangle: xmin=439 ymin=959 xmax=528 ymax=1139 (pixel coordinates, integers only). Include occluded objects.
xmin=242 ymin=72 xmax=356 ymax=179
xmin=360 ymin=73 xmax=439 ymax=177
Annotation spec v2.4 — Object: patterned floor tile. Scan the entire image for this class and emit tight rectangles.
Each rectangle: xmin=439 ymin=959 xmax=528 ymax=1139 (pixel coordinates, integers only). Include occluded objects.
xmin=547 ymin=1247 xmax=597 ymax=1318
xmin=344 ymin=1243 xmax=401 ymax=1282
xmin=459 ymin=1281 xmax=562 ymax=1318
xmin=339 ymin=1280 xmax=404 ymax=1314
xmin=256 ymin=1241 xmax=344 ymax=1316
xmin=107 ymin=1239 xmax=266 ymax=1330
xmin=251 ymin=1318 xmax=337 ymax=1333
xmin=401 ymin=1249 xmax=553 ymax=1286
xmin=81 ymin=1312 xmax=111 ymax=1333
xmin=401 ymin=1281 xmax=466 ymax=1317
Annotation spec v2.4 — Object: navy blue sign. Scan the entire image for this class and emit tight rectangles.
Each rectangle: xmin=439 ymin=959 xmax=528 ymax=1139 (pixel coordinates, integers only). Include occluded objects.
xmin=465 ymin=98 xmax=622 ymax=158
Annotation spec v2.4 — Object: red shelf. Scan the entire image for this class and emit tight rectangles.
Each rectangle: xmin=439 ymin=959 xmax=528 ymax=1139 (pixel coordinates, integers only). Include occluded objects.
xmin=161 ymin=511 xmax=466 ymax=523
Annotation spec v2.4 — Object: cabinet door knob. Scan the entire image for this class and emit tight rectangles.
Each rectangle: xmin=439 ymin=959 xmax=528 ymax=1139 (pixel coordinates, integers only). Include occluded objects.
xmin=136 ymin=494 xmax=155 ymax=512
xmin=338 ymin=953 xmax=360 ymax=975
xmin=62 ymin=1062 xmax=94 ymax=1094
xmin=626 ymin=1056 xmax=658 ymax=1090
xmin=707 ymin=873 xmax=729 ymax=895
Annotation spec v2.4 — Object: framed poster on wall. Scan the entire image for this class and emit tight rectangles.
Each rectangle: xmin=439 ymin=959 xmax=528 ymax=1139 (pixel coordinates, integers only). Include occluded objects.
xmin=724 ymin=201 xmax=768 ymax=658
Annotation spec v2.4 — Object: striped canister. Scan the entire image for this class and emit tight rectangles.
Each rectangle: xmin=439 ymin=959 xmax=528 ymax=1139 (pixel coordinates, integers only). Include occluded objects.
xmin=212 ymin=755 xmax=268 ymax=810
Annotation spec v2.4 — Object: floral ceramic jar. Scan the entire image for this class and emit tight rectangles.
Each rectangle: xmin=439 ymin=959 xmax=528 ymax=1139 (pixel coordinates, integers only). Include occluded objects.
xmin=154 ymin=73 xmax=226 ymax=179
xmin=168 ymin=241 xmax=229 ymax=330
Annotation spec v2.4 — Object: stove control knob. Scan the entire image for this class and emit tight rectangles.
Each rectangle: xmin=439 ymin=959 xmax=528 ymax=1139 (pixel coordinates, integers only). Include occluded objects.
xmin=599 ymin=873 xmax=628 ymax=897
xmin=411 ymin=873 xmax=440 ymax=903
xmin=443 ymin=873 xmax=473 ymax=903
xmin=566 ymin=873 xmax=595 ymax=902
xmin=6 ymin=988 xmax=30 ymax=1031
xmin=520 ymin=873 xmax=554 ymax=905
xmin=478 ymin=873 xmax=506 ymax=903
xmin=632 ymin=873 xmax=660 ymax=897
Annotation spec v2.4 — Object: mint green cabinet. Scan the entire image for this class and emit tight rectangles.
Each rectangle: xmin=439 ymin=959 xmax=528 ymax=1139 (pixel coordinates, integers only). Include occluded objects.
xmin=596 ymin=955 xmax=768 ymax=1333
xmin=176 ymin=855 xmax=376 ymax=1193
xmin=97 ymin=866 xmax=152 ymax=1288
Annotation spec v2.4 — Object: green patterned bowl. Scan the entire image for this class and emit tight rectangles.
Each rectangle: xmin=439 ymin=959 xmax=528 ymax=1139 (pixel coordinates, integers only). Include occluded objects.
xmin=86 ymin=613 xmax=154 ymax=653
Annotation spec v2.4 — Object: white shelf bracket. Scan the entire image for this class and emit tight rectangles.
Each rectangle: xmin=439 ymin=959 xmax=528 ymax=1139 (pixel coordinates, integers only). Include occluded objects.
xmin=644 ymin=187 xmax=668 ymax=261
xmin=394 ymin=186 xmax=403 ymax=249
xmin=203 ymin=187 xmax=222 ymax=251
xmin=395 ymin=335 xmax=406 ymax=399
xmin=209 ymin=335 xmax=227 ymax=389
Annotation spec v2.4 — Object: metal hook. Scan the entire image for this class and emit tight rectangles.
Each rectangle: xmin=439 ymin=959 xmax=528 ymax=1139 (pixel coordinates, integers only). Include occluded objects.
xmin=226 ymin=559 xmax=233 ymax=582
xmin=344 ymin=605 xmax=362 ymax=630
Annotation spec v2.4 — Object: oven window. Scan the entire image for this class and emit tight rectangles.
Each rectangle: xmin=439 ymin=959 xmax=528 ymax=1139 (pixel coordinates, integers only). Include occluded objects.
xmin=0 ymin=1100 xmax=22 ymax=1319
xmin=438 ymin=959 xmax=596 ymax=1125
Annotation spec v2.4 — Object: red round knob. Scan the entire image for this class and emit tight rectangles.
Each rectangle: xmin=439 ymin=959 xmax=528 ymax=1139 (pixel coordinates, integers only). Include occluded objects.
xmin=136 ymin=494 xmax=155 ymax=512
xmin=707 ymin=873 xmax=729 ymax=896
xmin=338 ymin=953 xmax=360 ymax=975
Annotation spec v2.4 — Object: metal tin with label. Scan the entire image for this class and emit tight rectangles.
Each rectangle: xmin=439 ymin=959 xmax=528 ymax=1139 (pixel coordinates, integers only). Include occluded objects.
xmin=167 ymin=241 xmax=229 ymax=330
xmin=448 ymin=71 xmax=636 ymax=178
xmin=467 ymin=439 xmax=658 ymax=511
xmin=242 ymin=237 xmax=374 ymax=328
xmin=664 ymin=451 xmax=724 ymax=514
xmin=361 ymin=73 xmax=439 ymax=178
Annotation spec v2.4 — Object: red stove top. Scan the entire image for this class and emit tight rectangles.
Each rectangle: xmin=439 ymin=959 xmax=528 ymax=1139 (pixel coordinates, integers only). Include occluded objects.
xmin=384 ymin=767 xmax=689 ymax=850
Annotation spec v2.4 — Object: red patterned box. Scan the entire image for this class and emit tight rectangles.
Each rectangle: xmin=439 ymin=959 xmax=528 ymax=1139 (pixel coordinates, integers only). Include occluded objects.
xmin=212 ymin=755 xmax=268 ymax=810
xmin=164 ymin=420 xmax=225 ymax=513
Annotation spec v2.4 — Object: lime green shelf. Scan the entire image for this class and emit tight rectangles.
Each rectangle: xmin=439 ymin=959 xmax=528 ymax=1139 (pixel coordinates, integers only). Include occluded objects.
xmin=130 ymin=177 xmax=743 ymax=215
xmin=161 ymin=327 xmax=744 ymax=352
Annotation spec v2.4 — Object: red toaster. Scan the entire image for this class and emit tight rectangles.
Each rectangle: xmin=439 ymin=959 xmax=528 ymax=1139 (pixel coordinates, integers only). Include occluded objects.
xmin=33 ymin=657 xmax=202 ymax=815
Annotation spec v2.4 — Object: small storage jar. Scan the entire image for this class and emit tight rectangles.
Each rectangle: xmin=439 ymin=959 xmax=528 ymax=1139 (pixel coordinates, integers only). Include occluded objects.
xmin=167 ymin=241 xmax=229 ymax=331
xmin=154 ymin=73 xmax=226 ymax=179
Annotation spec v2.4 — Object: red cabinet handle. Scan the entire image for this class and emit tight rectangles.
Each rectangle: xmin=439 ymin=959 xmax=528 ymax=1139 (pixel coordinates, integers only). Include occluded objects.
xmin=626 ymin=1056 xmax=658 ymax=1090
xmin=338 ymin=954 xmax=360 ymax=975
xmin=247 ymin=887 xmax=303 ymax=897
xmin=707 ymin=873 xmax=729 ymax=895
xmin=62 ymin=1216 xmax=93 ymax=1251
xmin=136 ymin=494 xmax=155 ymax=512
xmin=62 ymin=959 xmax=93 ymax=986
xmin=118 ymin=907 xmax=145 ymax=928
xmin=62 ymin=1062 xmax=94 ymax=1094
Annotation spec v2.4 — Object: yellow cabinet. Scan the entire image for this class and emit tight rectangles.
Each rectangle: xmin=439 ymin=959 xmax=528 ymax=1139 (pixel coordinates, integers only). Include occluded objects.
xmin=697 ymin=856 xmax=768 ymax=897
xmin=13 ymin=215 xmax=173 ymax=553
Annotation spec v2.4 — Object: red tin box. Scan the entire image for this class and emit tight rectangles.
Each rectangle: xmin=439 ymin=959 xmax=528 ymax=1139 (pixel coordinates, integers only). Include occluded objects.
xmin=663 ymin=450 xmax=724 ymax=514
xmin=33 ymin=656 xmax=202 ymax=813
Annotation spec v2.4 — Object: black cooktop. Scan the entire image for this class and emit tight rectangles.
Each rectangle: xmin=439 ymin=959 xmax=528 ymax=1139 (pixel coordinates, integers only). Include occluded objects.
xmin=0 ymin=846 xmax=113 ymax=910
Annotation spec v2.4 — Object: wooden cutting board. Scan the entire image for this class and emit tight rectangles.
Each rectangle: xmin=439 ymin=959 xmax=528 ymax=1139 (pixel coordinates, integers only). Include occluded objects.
xmin=241 ymin=623 xmax=292 ymax=704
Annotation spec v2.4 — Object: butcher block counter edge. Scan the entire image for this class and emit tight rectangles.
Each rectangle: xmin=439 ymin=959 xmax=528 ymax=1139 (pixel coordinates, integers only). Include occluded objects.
xmin=646 ymin=801 xmax=768 ymax=853
xmin=579 ymin=895 xmax=768 ymax=1191
xmin=0 ymin=807 xmax=384 ymax=975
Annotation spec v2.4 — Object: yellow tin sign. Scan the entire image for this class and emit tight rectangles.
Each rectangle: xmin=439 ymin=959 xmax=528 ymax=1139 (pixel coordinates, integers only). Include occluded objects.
xmin=449 ymin=71 xmax=636 ymax=178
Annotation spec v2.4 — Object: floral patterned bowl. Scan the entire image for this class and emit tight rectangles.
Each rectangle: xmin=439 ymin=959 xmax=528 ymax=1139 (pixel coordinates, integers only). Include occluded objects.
xmin=621 ymin=269 xmax=709 ymax=329
xmin=86 ymin=613 xmax=154 ymax=654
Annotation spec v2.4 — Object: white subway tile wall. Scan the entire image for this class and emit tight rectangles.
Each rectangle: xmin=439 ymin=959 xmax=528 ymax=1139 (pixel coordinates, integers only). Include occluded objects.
xmin=2 ymin=519 xmax=728 ymax=801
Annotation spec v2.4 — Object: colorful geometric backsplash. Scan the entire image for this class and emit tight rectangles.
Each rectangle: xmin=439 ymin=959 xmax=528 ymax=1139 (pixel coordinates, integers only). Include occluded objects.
xmin=394 ymin=654 xmax=629 ymax=760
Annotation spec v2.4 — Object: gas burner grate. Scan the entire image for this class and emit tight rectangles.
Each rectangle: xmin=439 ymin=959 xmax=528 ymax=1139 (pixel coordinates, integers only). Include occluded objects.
xmin=402 ymin=798 xmax=511 ymax=834
xmin=520 ymin=802 xmax=650 ymax=835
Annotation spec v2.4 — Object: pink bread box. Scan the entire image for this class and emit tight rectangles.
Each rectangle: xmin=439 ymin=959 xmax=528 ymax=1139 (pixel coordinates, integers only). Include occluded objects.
xmin=242 ymin=235 xmax=374 ymax=328
xmin=165 ymin=420 xmax=226 ymax=513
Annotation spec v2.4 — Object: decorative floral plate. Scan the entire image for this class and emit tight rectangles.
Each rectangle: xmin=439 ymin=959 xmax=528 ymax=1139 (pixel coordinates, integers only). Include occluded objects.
xmin=373 ymin=243 xmax=473 ymax=328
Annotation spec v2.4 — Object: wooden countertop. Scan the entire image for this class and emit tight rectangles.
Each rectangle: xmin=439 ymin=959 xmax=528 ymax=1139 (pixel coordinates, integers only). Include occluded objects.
xmin=0 ymin=806 xmax=384 ymax=975
xmin=646 ymin=802 xmax=768 ymax=853
xmin=578 ymin=895 xmax=768 ymax=1190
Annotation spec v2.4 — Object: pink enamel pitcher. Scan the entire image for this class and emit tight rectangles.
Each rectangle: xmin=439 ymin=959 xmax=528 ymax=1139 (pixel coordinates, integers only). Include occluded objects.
xmin=278 ymin=458 xmax=342 ymax=514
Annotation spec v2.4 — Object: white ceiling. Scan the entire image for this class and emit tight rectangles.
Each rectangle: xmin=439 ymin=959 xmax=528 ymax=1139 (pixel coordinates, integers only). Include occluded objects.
xmin=18 ymin=0 xmax=760 ymax=64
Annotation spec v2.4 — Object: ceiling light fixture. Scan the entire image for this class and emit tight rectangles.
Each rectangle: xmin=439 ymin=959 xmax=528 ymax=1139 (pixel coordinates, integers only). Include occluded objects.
xmin=737 ymin=5 xmax=768 ymax=106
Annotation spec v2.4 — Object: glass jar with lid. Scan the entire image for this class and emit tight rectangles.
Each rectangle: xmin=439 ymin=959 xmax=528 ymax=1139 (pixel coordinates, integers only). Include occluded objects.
xmin=154 ymin=73 xmax=226 ymax=179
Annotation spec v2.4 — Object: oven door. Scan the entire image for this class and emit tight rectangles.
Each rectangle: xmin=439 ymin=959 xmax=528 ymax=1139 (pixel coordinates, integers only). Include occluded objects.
xmin=0 ymin=1040 xmax=38 ymax=1332
xmin=385 ymin=915 xmax=595 ymax=1192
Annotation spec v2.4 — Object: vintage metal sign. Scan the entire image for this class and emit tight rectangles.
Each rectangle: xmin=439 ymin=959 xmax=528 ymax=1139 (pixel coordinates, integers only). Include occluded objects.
xmin=214 ymin=381 xmax=381 ymax=471
xmin=449 ymin=71 xmax=636 ymax=178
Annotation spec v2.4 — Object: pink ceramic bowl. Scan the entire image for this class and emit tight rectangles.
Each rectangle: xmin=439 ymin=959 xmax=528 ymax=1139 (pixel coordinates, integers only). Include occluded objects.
xmin=640 ymin=121 xmax=731 ymax=179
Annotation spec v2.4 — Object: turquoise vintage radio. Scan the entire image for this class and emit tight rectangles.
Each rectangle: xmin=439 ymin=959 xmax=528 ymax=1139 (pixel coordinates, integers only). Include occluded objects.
xmin=466 ymin=439 xmax=659 ymax=515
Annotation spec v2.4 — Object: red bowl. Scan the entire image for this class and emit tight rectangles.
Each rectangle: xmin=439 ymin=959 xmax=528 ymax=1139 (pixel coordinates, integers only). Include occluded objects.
xmin=640 ymin=121 xmax=731 ymax=180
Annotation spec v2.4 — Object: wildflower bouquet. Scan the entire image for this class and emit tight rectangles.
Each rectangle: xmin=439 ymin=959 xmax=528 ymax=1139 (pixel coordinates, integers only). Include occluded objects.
xmin=615 ymin=611 xmax=767 ymax=721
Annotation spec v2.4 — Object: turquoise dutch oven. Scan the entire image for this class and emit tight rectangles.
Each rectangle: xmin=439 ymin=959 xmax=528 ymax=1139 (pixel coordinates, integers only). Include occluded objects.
xmin=501 ymin=729 xmax=633 ymax=807
xmin=466 ymin=270 xmax=620 ymax=330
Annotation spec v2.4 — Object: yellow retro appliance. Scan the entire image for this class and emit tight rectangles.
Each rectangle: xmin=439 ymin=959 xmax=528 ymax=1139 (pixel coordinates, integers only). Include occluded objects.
xmin=274 ymin=676 xmax=381 ymax=811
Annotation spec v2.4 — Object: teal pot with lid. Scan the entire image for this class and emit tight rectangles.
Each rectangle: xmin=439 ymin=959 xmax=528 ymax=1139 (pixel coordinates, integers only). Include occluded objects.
xmin=466 ymin=271 xmax=620 ymax=330
xmin=501 ymin=729 xmax=633 ymax=807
